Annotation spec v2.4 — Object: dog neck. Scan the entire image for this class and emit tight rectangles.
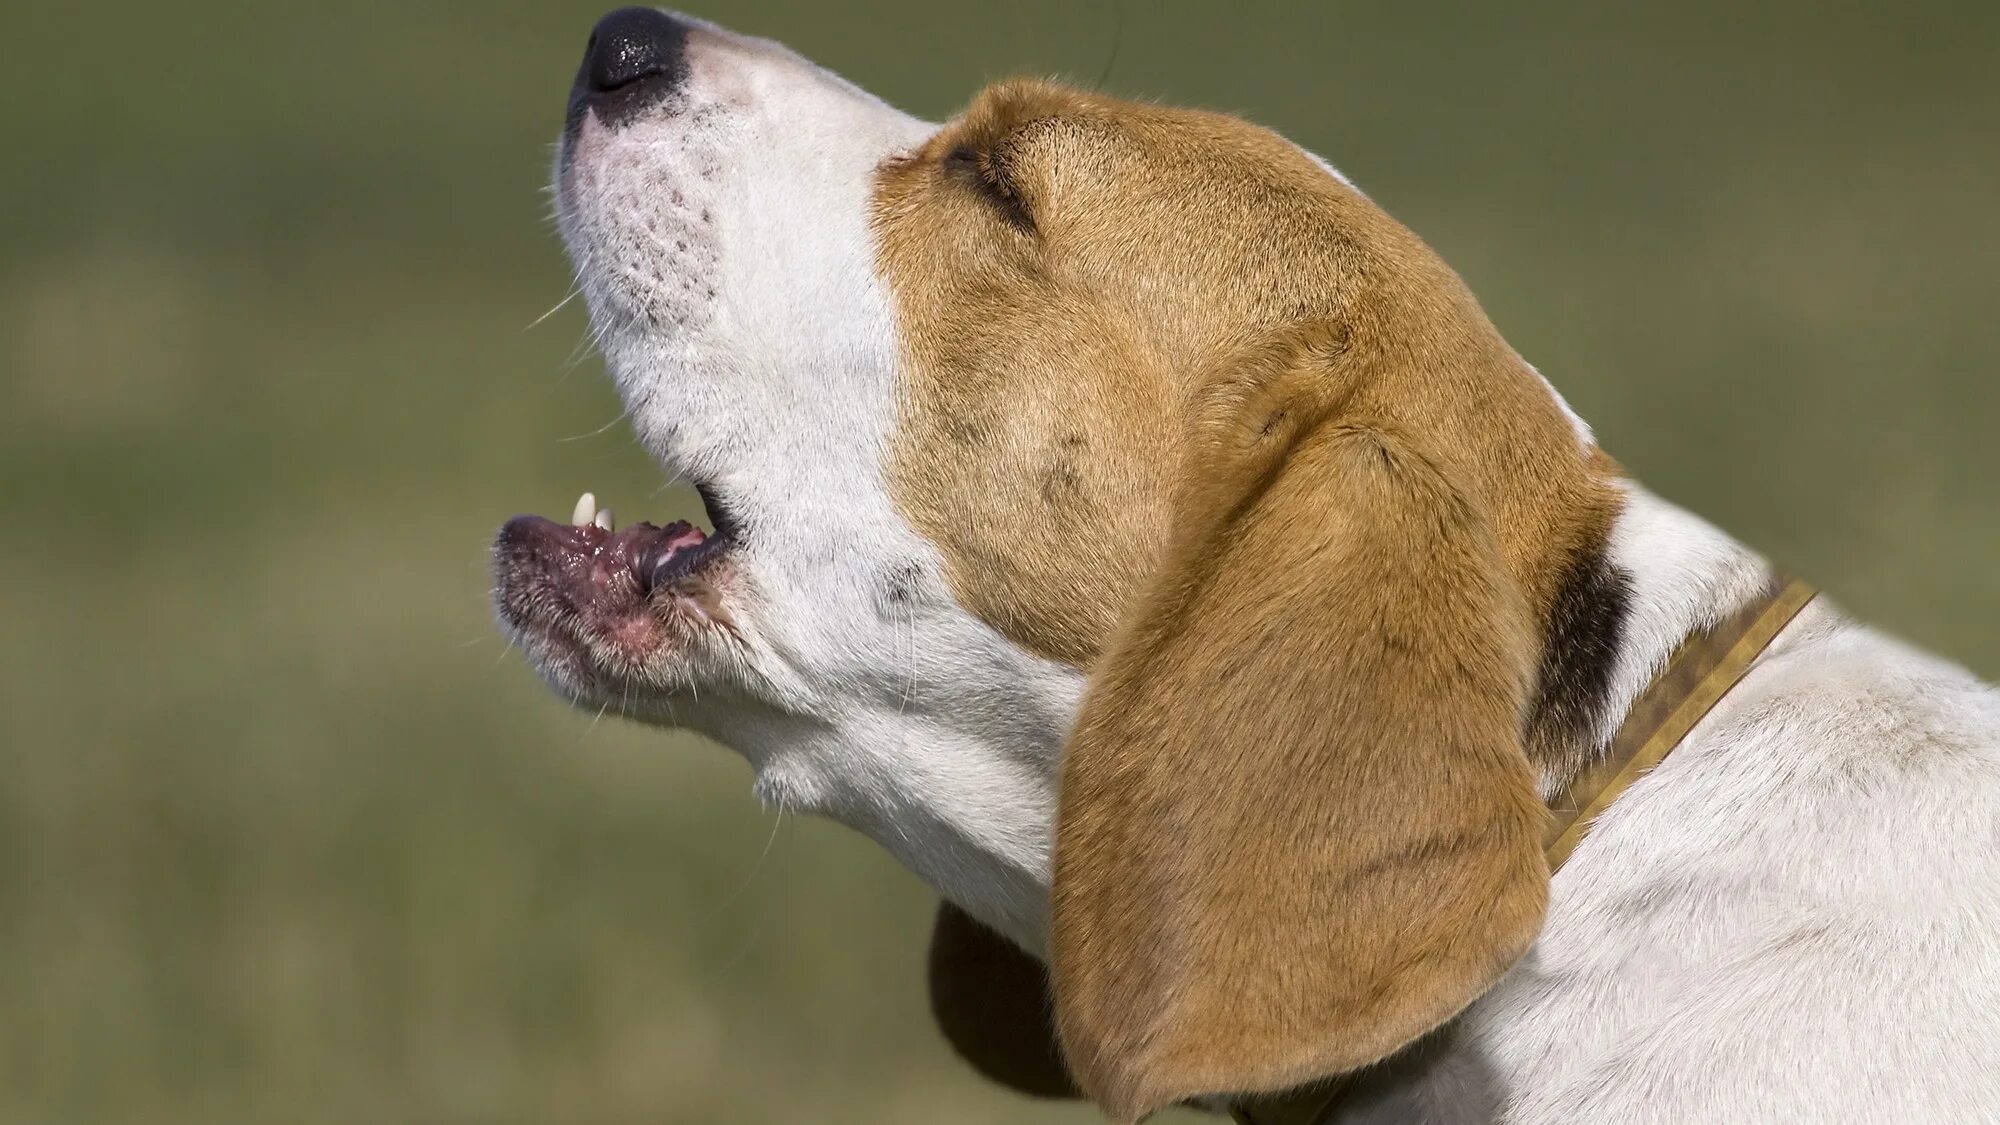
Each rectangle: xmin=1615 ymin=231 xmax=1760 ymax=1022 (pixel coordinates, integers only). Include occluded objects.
xmin=1557 ymin=481 xmax=1780 ymax=797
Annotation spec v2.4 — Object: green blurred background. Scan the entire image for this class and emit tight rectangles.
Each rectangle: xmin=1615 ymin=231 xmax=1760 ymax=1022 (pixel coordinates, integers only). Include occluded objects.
xmin=3 ymin=1 xmax=1994 ymax=1121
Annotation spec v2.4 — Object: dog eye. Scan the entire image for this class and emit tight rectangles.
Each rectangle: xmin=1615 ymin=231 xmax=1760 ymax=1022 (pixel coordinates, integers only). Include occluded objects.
xmin=944 ymin=146 xmax=1035 ymax=233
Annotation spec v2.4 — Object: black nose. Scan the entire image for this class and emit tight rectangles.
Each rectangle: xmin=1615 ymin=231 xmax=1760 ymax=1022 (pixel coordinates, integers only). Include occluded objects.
xmin=569 ymin=8 xmax=688 ymax=126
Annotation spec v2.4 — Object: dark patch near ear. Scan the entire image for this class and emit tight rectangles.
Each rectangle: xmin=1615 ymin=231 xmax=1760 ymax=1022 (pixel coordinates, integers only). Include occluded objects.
xmin=1526 ymin=542 xmax=1632 ymax=763
xmin=927 ymin=902 xmax=1079 ymax=1099
xmin=944 ymin=140 xmax=1037 ymax=234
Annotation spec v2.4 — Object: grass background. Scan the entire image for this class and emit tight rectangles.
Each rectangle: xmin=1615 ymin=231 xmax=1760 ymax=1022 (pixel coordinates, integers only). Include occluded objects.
xmin=3 ymin=1 xmax=1995 ymax=1121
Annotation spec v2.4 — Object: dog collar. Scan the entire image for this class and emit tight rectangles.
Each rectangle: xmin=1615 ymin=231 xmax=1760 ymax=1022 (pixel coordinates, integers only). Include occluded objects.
xmin=1231 ymin=575 xmax=1818 ymax=1125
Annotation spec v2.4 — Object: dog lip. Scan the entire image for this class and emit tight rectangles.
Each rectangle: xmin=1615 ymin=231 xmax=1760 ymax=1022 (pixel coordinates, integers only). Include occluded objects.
xmin=693 ymin=481 xmax=740 ymax=539
xmin=495 ymin=480 xmax=744 ymax=607
xmin=635 ymin=525 xmax=733 ymax=593
xmin=494 ymin=514 xmax=717 ymax=596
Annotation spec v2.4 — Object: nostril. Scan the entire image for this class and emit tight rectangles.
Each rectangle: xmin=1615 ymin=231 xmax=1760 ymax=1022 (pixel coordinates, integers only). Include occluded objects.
xmin=582 ymin=7 xmax=688 ymax=94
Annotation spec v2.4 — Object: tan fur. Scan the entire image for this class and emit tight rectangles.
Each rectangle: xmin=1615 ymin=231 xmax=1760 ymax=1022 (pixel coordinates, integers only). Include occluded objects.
xmin=877 ymin=82 xmax=1616 ymax=667
xmin=875 ymin=81 xmax=1620 ymax=1119
xmin=1055 ymin=334 xmax=1550 ymax=1119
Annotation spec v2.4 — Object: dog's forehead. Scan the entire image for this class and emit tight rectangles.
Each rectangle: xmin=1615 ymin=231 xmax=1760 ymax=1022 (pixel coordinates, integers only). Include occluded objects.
xmin=868 ymin=84 xmax=1400 ymax=666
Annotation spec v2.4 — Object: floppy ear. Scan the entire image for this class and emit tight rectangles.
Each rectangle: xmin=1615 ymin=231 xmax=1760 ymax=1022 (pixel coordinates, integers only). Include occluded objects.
xmin=1050 ymin=335 xmax=1551 ymax=1121
xmin=926 ymin=901 xmax=1079 ymax=1099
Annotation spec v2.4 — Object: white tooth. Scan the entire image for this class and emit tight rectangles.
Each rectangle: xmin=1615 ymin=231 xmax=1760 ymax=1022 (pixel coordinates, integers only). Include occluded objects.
xmin=571 ymin=491 xmax=596 ymax=526
xmin=592 ymin=507 xmax=615 ymax=531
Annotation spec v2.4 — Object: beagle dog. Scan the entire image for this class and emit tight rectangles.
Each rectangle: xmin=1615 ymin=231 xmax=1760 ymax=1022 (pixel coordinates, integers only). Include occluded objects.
xmin=493 ymin=9 xmax=2000 ymax=1123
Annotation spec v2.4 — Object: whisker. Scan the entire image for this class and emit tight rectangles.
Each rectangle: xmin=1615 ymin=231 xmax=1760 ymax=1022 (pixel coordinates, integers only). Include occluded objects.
xmin=649 ymin=468 xmax=692 ymax=498
xmin=688 ymin=808 xmax=789 ymax=933
xmin=584 ymin=696 xmax=612 ymax=737
xmin=554 ymin=328 xmax=600 ymax=383
xmin=525 ymin=282 xmax=586 ymax=331
xmin=709 ymin=814 xmax=795 ymax=975
xmin=557 ymin=405 xmax=634 ymax=443
xmin=898 ymin=599 xmax=918 ymax=715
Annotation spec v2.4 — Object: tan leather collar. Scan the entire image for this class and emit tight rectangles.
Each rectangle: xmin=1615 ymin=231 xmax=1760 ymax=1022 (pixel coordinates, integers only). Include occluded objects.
xmin=1542 ymin=576 xmax=1817 ymax=872
xmin=1230 ymin=576 xmax=1818 ymax=1125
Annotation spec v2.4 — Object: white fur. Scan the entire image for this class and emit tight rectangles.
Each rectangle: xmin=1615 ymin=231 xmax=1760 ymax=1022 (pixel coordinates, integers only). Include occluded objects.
xmin=547 ymin=15 xmax=2000 ymax=1121
xmin=1300 ymin=146 xmax=1365 ymax=195
xmin=554 ymin=16 xmax=1076 ymax=950
xmin=1564 ymin=482 xmax=1770 ymax=785
xmin=1524 ymin=361 xmax=1596 ymax=447
xmin=1365 ymin=496 xmax=2000 ymax=1124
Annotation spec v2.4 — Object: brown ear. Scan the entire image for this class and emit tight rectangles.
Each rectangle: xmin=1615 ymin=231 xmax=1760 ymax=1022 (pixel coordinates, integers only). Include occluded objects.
xmin=926 ymin=901 xmax=1080 ymax=1099
xmin=1050 ymin=339 xmax=1551 ymax=1121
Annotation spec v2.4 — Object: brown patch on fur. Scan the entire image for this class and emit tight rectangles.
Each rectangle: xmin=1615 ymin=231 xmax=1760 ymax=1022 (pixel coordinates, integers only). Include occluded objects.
xmin=874 ymin=81 xmax=1624 ymax=1118
xmin=1053 ymin=337 xmax=1550 ymax=1120
xmin=876 ymin=81 xmax=1621 ymax=672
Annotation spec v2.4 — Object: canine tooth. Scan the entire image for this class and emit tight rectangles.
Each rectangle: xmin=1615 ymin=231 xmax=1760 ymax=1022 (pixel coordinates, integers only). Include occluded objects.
xmin=592 ymin=507 xmax=615 ymax=531
xmin=572 ymin=491 xmax=597 ymax=525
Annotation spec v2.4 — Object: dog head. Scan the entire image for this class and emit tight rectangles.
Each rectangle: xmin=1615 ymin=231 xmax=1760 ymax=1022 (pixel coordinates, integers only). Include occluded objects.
xmin=495 ymin=9 xmax=1617 ymax=1118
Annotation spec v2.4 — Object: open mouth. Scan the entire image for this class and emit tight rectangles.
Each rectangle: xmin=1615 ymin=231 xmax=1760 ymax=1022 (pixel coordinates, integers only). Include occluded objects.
xmin=492 ymin=484 xmax=740 ymax=670
xmin=501 ymin=488 xmax=732 ymax=594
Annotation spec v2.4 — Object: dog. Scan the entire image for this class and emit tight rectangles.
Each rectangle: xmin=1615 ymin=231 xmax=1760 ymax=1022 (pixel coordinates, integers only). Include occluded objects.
xmin=493 ymin=9 xmax=2000 ymax=1122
